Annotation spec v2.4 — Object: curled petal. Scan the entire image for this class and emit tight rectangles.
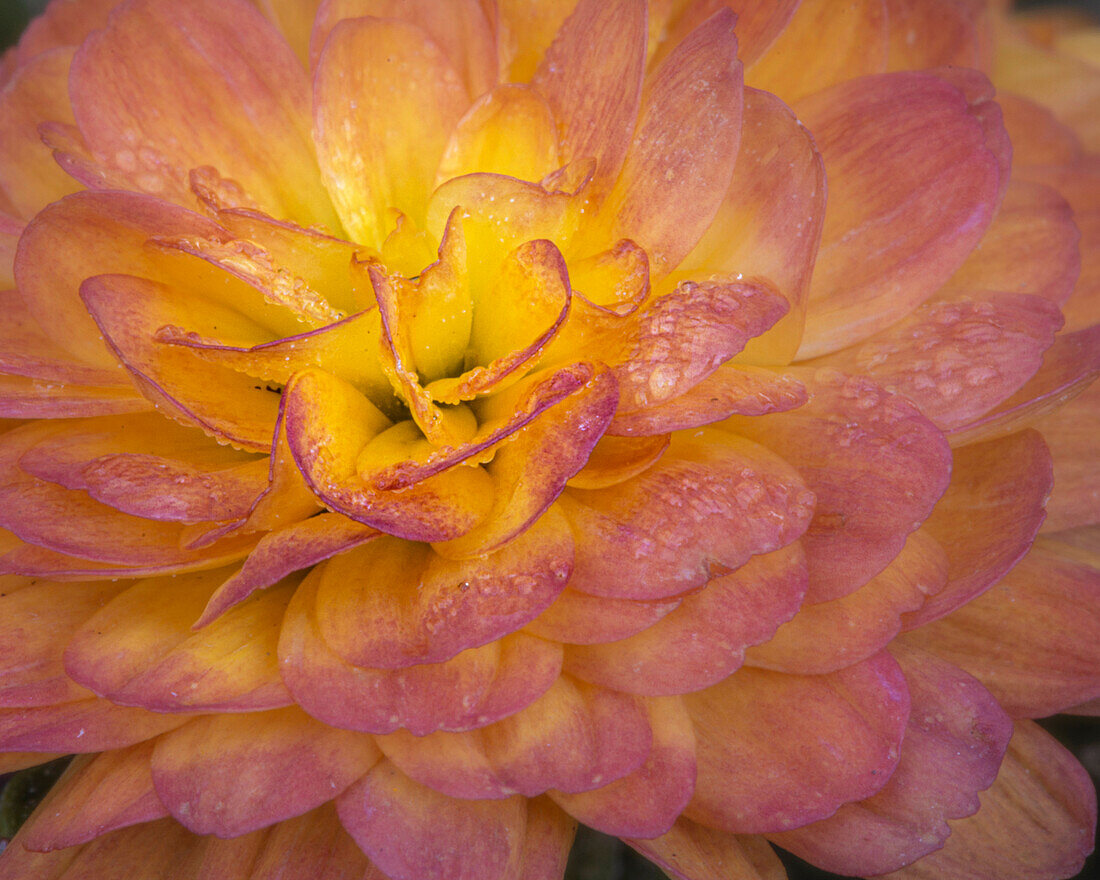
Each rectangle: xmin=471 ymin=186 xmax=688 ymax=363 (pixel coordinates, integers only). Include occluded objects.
xmin=566 ymin=434 xmax=669 ymax=491
xmin=684 ymin=652 xmax=910 ymax=833
xmin=337 ymin=760 xmax=528 ymax=880
xmin=796 ymin=70 xmax=1010 ymax=357
xmin=727 ymin=368 xmax=952 ymax=603
xmin=280 ymin=568 xmax=562 ymax=735
xmin=560 ymin=427 xmax=813 ymax=600
xmin=563 ymin=544 xmax=806 ymax=695
xmin=151 ymin=707 xmax=380 ymax=837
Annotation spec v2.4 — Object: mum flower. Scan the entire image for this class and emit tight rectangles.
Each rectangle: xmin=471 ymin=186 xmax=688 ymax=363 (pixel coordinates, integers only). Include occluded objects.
xmin=0 ymin=0 xmax=1098 ymax=878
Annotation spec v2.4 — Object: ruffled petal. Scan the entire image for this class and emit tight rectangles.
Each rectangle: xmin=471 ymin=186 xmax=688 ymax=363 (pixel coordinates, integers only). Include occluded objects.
xmin=684 ymin=652 xmax=910 ymax=833
xmin=151 ymin=707 xmax=380 ymax=837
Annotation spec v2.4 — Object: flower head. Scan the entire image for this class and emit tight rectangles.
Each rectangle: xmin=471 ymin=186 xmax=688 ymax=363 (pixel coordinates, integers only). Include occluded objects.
xmin=0 ymin=1 xmax=1097 ymax=878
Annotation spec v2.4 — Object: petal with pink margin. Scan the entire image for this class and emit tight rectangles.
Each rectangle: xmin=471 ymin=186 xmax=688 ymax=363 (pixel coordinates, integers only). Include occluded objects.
xmin=0 ymin=375 xmax=150 ymax=420
xmin=280 ymin=565 xmax=562 ymax=735
xmin=151 ymin=707 xmax=381 ymax=837
xmin=683 ymin=651 xmax=910 ymax=833
xmin=653 ymin=0 xmax=799 ymax=69
xmin=795 ymin=69 xmax=1009 ymax=358
xmin=21 ymin=743 xmax=168 ymax=852
xmin=0 ymin=698 xmax=190 ymax=753
xmin=726 ymin=368 xmax=952 ymax=604
xmin=337 ymin=760 xmax=527 ymax=880
xmin=768 ymin=645 xmax=1012 ymax=876
xmin=876 ymin=721 xmax=1095 ymax=880
xmin=563 ymin=543 xmax=806 ymax=695
xmin=12 ymin=0 xmax=115 ymax=66
xmin=523 ymin=584 xmax=683 ymax=645
xmin=559 ymin=427 xmax=814 ymax=601
xmin=628 ymin=820 xmax=786 ymax=880
xmin=1036 ymin=380 xmax=1100 ymax=533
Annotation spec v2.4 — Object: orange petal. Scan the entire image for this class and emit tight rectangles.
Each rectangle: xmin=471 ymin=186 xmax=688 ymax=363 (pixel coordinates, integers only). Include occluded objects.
xmin=337 ymin=760 xmax=527 ymax=880
xmin=796 ymin=69 xmax=1009 ymax=357
xmin=257 ymin=0 xmax=322 ymax=68
xmin=746 ymin=530 xmax=947 ymax=675
xmin=378 ymin=677 xmax=651 ymax=798
xmin=561 ymin=428 xmax=813 ymax=601
xmin=245 ymin=803 xmax=377 ymax=880
xmin=883 ymin=0 xmax=989 ymax=70
xmin=566 ymin=433 xmax=670 ymax=490
xmin=677 ymin=87 xmax=825 ymax=365
xmin=879 ymin=721 xmax=1095 ymax=880
xmin=548 ymin=695 xmax=696 ymax=838
xmin=280 ymin=569 xmax=562 ymax=735
xmin=905 ymin=429 xmax=1052 ymax=627
xmin=524 ymin=584 xmax=683 ymax=645
xmin=902 ymin=536 xmax=1100 ymax=718
xmin=942 ymin=179 xmax=1080 ymax=306
xmin=152 ymin=707 xmax=380 ymax=837
xmin=70 ymin=0 xmax=337 ymax=226
xmin=727 ymin=368 xmax=952 ymax=603
xmin=520 ymin=798 xmax=576 ymax=880
xmin=531 ymin=0 xmax=646 ymax=196
xmin=655 ymin=0 xmax=799 ymax=68
xmin=64 ymin=568 xmax=292 ymax=713
xmin=1037 ymin=380 xmax=1100 ymax=532
xmin=628 ymin=819 xmax=785 ymax=880
xmin=813 ymin=293 xmax=1064 ymax=432
xmin=311 ymin=0 xmax=497 ymax=100
xmin=746 ymin=0 xmax=887 ymax=104
xmin=196 ymin=514 xmax=378 ymax=627
xmin=0 ymin=580 xmax=121 ymax=707
xmin=21 ymin=743 xmax=167 ymax=852
xmin=0 ymin=48 xmax=80 ymax=219
xmin=769 ymin=645 xmax=1012 ymax=876
xmin=0 ymin=373 xmax=150 ymax=420
xmin=0 ymin=698 xmax=189 ymax=753
xmin=12 ymin=0 xmax=115 ymax=65
xmin=999 ymin=92 xmax=1083 ymax=168
xmin=684 ymin=652 xmax=910 ymax=833
xmin=601 ymin=8 xmax=743 ymax=277
xmin=563 ymin=544 xmax=805 ymax=695
xmin=313 ymin=16 xmax=467 ymax=246
xmin=437 ymin=84 xmax=560 ymax=183
xmin=314 ymin=509 xmax=571 ymax=668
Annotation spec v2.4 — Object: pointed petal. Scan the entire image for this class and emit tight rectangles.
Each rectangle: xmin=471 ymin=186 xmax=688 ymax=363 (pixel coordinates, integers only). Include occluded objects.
xmin=549 ymin=695 xmax=696 ymax=838
xmin=770 ymin=645 xmax=1012 ymax=876
xmin=747 ymin=530 xmax=947 ymax=675
xmin=70 ymin=0 xmax=337 ymax=226
xmin=904 ymin=429 xmax=1052 ymax=627
xmin=628 ymin=820 xmax=785 ymax=880
xmin=878 ymin=721 xmax=1095 ymax=880
xmin=564 ymin=544 xmax=805 ymax=695
xmin=560 ymin=427 xmax=813 ymax=600
xmin=684 ymin=652 xmax=910 ymax=833
xmin=677 ymin=87 xmax=825 ymax=365
xmin=903 ymin=536 xmax=1100 ymax=718
xmin=313 ymin=16 xmax=467 ymax=246
xmin=151 ymin=707 xmax=380 ymax=837
xmin=602 ymin=8 xmax=743 ymax=276
xmin=531 ymin=0 xmax=646 ymax=195
xmin=727 ymin=368 xmax=952 ymax=603
xmin=280 ymin=569 xmax=562 ymax=735
xmin=796 ymin=70 xmax=1009 ymax=357
xmin=0 ymin=698 xmax=188 ymax=753
xmin=314 ymin=508 xmax=571 ymax=668
xmin=337 ymin=760 xmax=527 ymax=880
xmin=21 ymin=744 xmax=167 ymax=852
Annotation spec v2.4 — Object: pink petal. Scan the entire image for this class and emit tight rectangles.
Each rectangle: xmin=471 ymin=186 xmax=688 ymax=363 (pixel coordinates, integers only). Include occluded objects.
xmin=70 ymin=0 xmax=337 ymax=226
xmin=903 ymin=429 xmax=1053 ymax=627
xmin=563 ymin=544 xmax=806 ymax=695
xmin=0 ymin=374 xmax=150 ymax=420
xmin=676 ymin=87 xmax=825 ymax=365
xmin=548 ymin=695 xmax=697 ymax=838
xmin=796 ymin=70 xmax=1009 ymax=357
xmin=1038 ymin=380 xmax=1100 ymax=532
xmin=313 ymin=15 xmax=467 ymax=246
xmin=21 ymin=743 xmax=168 ymax=852
xmin=523 ymin=585 xmax=683 ymax=645
xmin=151 ymin=707 xmax=380 ymax=837
xmin=279 ymin=568 xmax=562 ymax=735
xmin=769 ymin=645 xmax=1012 ymax=876
xmin=727 ymin=368 xmax=952 ymax=603
xmin=684 ymin=652 xmax=910 ymax=833
xmin=64 ymin=569 xmax=292 ymax=713
xmin=655 ymin=0 xmax=799 ymax=68
xmin=628 ymin=820 xmax=785 ymax=880
xmin=0 ymin=698 xmax=189 ymax=753
xmin=879 ymin=721 xmax=1095 ymax=880
xmin=601 ymin=8 xmax=743 ymax=276
xmin=530 ymin=0 xmax=645 ymax=196
xmin=337 ymin=760 xmax=527 ymax=880
xmin=813 ymin=293 xmax=1064 ymax=432
xmin=314 ymin=508 xmax=571 ymax=668
xmin=902 ymin=535 xmax=1100 ymax=718
xmin=746 ymin=530 xmax=947 ymax=675
xmin=520 ymin=798 xmax=576 ymax=880
xmin=559 ymin=427 xmax=814 ymax=600
xmin=1000 ymin=93 xmax=1083 ymax=168
xmin=12 ymin=0 xmax=116 ymax=65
